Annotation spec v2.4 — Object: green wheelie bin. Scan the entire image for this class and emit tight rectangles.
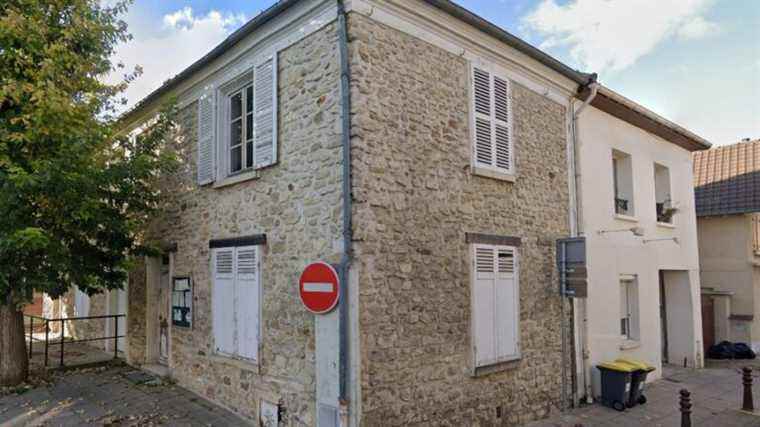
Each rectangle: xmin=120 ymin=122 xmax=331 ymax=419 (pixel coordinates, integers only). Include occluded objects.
xmin=615 ymin=358 xmax=656 ymax=407
xmin=597 ymin=361 xmax=637 ymax=411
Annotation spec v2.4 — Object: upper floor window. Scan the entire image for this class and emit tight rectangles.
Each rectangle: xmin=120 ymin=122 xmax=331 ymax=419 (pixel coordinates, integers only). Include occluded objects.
xmin=654 ymin=163 xmax=674 ymax=223
xmin=612 ymin=150 xmax=634 ymax=216
xmin=196 ymin=55 xmax=278 ymax=186
xmin=228 ymin=84 xmax=255 ymax=174
xmin=471 ymin=66 xmax=514 ymax=176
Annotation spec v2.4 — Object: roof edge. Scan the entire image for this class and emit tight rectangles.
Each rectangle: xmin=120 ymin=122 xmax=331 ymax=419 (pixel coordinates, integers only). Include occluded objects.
xmin=118 ymin=0 xmax=302 ymax=127
xmin=582 ymin=85 xmax=711 ymax=152
xmin=422 ymin=0 xmax=594 ymax=86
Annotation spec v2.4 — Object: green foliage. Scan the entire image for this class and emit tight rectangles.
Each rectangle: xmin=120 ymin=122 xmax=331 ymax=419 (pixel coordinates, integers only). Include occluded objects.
xmin=0 ymin=1 xmax=176 ymax=304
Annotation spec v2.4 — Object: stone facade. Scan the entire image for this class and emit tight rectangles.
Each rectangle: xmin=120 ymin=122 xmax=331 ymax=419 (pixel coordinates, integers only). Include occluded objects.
xmin=127 ymin=23 xmax=343 ymax=424
xmin=348 ymin=14 xmax=572 ymax=426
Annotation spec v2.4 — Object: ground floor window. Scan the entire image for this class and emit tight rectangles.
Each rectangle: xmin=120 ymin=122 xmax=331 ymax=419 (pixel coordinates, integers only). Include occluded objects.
xmin=212 ymin=245 xmax=260 ymax=361
xmin=620 ymin=275 xmax=639 ymax=341
xmin=471 ymin=244 xmax=520 ymax=367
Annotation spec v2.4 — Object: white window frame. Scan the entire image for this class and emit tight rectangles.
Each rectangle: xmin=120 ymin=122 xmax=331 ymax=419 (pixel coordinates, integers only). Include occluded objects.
xmin=612 ymin=149 xmax=635 ymax=218
xmin=211 ymin=245 xmax=262 ymax=363
xmin=470 ymin=243 xmax=521 ymax=370
xmin=620 ymin=275 xmax=639 ymax=342
xmin=469 ymin=62 xmax=515 ymax=179
xmin=217 ymin=70 xmax=256 ymax=182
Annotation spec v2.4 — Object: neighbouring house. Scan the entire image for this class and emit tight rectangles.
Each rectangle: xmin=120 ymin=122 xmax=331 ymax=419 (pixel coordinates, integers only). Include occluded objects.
xmin=95 ymin=0 xmax=712 ymax=425
xmin=571 ymin=86 xmax=710 ymax=402
xmin=694 ymin=139 xmax=760 ymax=353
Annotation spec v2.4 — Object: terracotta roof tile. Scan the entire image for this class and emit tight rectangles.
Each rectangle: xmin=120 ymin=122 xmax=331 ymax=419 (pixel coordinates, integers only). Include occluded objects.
xmin=693 ymin=139 xmax=760 ymax=216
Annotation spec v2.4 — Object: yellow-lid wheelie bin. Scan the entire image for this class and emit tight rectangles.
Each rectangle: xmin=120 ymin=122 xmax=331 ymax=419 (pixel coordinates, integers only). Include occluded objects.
xmin=596 ymin=361 xmax=637 ymax=411
xmin=615 ymin=358 xmax=656 ymax=408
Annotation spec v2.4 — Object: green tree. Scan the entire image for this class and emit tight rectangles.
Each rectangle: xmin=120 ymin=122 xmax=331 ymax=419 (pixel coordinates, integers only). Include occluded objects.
xmin=0 ymin=0 xmax=175 ymax=385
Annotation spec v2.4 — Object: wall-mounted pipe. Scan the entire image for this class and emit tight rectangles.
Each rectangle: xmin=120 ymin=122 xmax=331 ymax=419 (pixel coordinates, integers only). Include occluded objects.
xmin=569 ymin=76 xmax=598 ymax=405
xmin=336 ymin=0 xmax=352 ymax=423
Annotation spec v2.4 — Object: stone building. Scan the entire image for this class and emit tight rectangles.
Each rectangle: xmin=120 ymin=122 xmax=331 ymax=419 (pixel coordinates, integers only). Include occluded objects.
xmin=111 ymin=0 xmax=709 ymax=425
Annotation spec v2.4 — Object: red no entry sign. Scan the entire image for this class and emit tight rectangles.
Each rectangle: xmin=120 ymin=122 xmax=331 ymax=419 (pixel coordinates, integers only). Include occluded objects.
xmin=299 ymin=262 xmax=340 ymax=314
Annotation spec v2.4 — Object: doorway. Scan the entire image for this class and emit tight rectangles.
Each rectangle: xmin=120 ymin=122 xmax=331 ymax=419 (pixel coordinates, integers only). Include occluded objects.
xmin=158 ymin=262 xmax=171 ymax=365
xmin=660 ymin=270 xmax=698 ymax=367
xmin=659 ymin=271 xmax=669 ymax=363
xmin=701 ymin=295 xmax=715 ymax=354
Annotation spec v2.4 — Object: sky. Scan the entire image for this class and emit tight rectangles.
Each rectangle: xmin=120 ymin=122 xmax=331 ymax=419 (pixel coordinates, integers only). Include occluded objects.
xmin=110 ymin=0 xmax=760 ymax=146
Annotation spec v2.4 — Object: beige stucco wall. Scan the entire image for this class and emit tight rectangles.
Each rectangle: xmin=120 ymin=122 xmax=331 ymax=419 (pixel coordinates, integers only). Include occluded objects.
xmin=698 ymin=214 xmax=760 ymax=348
xmin=126 ymin=23 xmax=343 ymax=425
xmin=576 ymin=104 xmax=703 ymax=399
xmin=348 ymin=13 xmax=572 ymax=426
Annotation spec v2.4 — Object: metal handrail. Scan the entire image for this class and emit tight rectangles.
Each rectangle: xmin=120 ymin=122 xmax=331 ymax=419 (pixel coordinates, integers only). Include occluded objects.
xmin=24 ymin=314 xmax=126 ymax=368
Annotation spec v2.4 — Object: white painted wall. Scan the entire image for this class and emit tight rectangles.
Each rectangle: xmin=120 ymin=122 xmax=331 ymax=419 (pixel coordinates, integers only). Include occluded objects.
xmin=576 ymin=104 xmax=703 ymax=400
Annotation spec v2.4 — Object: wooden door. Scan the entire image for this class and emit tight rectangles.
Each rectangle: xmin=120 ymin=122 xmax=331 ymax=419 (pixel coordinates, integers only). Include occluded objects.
xmin=158 ymin=268 xmax=171 ymax=365
xmin=701 ymin=295 xmax=715 ymax=354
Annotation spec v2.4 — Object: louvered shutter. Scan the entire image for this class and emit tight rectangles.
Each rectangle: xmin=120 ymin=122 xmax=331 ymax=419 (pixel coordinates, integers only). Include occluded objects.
xmin=235 ymin=246 xmax=260 ymax=360
xmin=197 ymin=92 xmax=216 ymax=185
xmin=212 ymin=248 xmax=235 ymax=355
xmin=253 ymin=54 xmax=278 ymax=169
xmin=471 ymin=66 xmax=513 ymax=174
xmin=473 ymin=245 xmax=496 ymax=366
xmin=495 ymin=247 xmax=518 ymax=359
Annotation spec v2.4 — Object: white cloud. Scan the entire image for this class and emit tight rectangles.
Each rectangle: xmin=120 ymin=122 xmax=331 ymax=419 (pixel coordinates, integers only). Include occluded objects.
xmin=109 ymin=7 xmax=247 ymax=109
xmin=522 ymin=0 xmax=719 ymax=73
xmin=677 ymin=16 xmax=720 ymax=40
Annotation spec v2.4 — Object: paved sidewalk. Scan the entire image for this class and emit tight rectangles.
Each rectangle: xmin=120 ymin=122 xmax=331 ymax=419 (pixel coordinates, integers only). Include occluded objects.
xmin=0 ymin=364 xmax=250 ymax=426
xmin=528 ymin=361 xmax=760 ymax=427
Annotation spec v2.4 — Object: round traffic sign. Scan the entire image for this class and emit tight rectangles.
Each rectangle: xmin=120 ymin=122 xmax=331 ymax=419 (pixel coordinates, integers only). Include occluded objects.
xmin=299 ymin=262 xmax=340 ymax=314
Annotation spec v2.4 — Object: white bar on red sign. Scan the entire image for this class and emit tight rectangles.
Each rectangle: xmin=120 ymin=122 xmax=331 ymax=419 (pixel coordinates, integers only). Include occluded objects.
xmin=303 ymin=282 xmax=334 ymax=293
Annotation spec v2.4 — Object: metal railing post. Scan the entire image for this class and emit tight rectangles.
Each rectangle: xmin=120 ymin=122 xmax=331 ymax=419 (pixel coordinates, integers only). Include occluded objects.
xmin=28 ymin=317 xmax=33 ymax=358
xmin=59 ymin=319 xmax=65 ymax=367
xmin=113 ymin=315 xmax=119 ymax=359
xmin=44 ymin=320 xmax=49 ymax=367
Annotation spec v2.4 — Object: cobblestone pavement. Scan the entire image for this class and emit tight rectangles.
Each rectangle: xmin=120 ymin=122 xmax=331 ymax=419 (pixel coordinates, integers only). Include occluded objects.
xmin=528 ymin=360 xmax=760 ymax=426
xmin=0 ymin=364 xmax=250 ymax=426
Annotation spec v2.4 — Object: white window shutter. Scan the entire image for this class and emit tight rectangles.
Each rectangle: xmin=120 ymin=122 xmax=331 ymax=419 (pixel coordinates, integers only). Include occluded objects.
xmin=493 ymin=77 xmax=512 ymax=172
xmin=471 ymin=66 xmax=514 ymax=174
xmin=473 ymin=245 xmax=496 ymax=366
xmin=212 ymin=248 xmax=235 ymax=355
xmin=253 ymin=54 xmax=278 ymax=169
xmin=197 ymin=92 xmax=216 ymax=185
xmin=495 ymin=247 xmax=519 ymax=359
xmin=473 ymin=68 xmax=493 ymax=167
xmin=235 ymin=246 xmax=260 ymax=360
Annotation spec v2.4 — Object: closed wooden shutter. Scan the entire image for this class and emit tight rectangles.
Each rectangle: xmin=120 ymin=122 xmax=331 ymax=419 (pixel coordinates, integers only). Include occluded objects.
xmin=495 ymin=247 xmax=518 ymax=359
xmin=235 ymin=246 xmax=259 ymax=360
xmin=472 ymin=244 xmax=520 ymax=367
xmin=212 ymin=248 xmax=235 ymax=355
xmin=473 ymin=245 xmax=496 ymax=366
xmin=197 ymin=92 xmax=216 ymax=185
xmin=471 ymin=66 xmax=513 ymax=174
xmin=253 ymin=55 xmax=278 ymax=169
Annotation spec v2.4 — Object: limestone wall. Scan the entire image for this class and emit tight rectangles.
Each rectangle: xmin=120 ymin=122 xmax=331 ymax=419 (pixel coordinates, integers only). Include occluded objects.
xmin=134 ymin=23 xmax=343 ymax=425
xmin=347 ymin=13 xmax=572 ymax=426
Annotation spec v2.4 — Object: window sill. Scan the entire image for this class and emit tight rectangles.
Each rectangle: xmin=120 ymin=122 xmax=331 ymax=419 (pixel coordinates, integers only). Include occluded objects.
xmin=470 ymin=355 xmax=521 ymax=377
xmin=208 ymin=352 xmax=260 ymax=373
xmin=472 ymin=166 xmax=516 ymax=183
xmin=212 ymin=170 xmax=259 ymax=189
xmin=614 ymin=214 xmax=638 ymax=223
xmin=656 ymin=222 xmax=675 ymax=229
xmin=620 ymin=340 xmax=641 ymax=351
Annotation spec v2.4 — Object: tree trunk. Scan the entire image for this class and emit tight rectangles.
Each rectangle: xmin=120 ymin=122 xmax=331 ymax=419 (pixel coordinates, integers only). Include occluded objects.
xmin=0 ymin=302 xmax=29 ymax=386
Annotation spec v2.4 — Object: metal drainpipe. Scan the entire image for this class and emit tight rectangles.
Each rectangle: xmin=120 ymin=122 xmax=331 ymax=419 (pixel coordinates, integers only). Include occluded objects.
xmin=570 ymin=76 xmax=598 ymax=405
xmin=336 ymin=0 xmax=352 ymax=423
